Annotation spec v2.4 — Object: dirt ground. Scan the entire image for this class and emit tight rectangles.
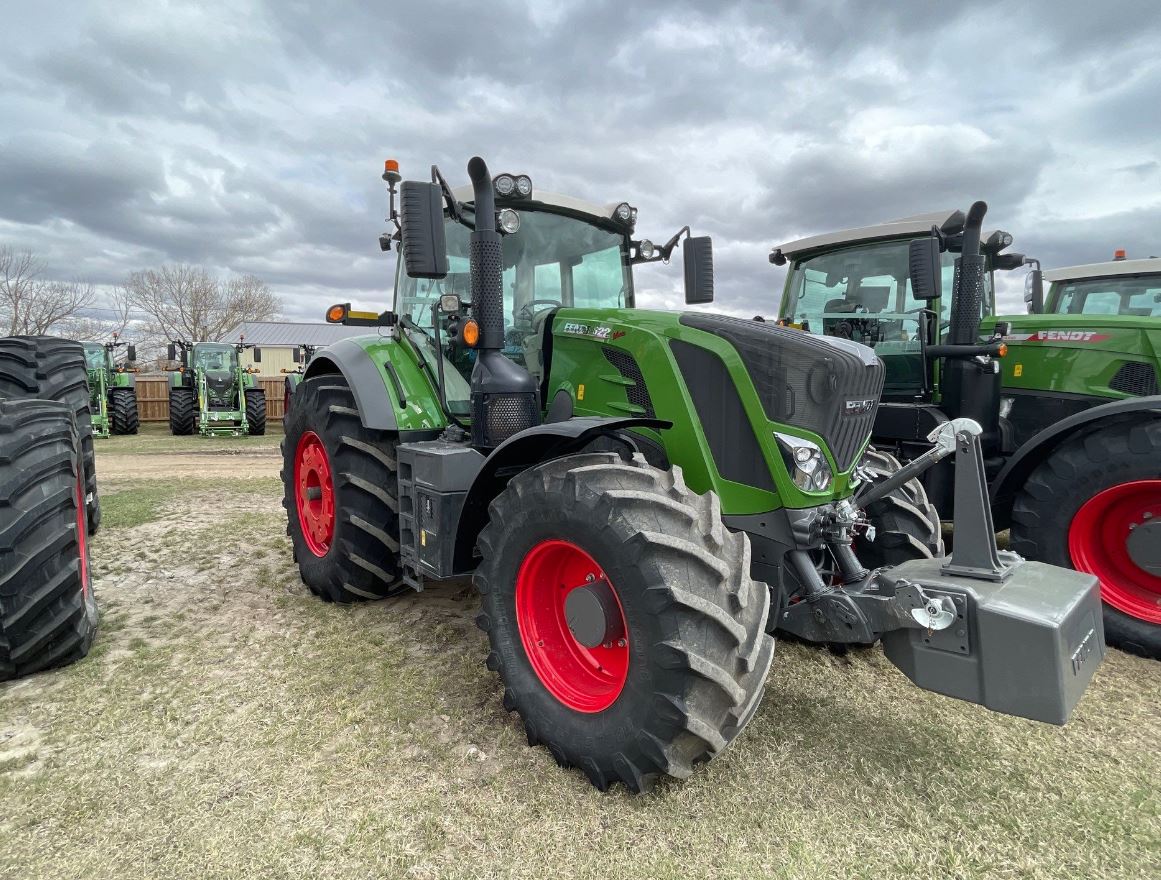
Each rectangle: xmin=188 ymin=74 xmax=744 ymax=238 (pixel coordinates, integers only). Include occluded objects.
xmin=1 ymin=425 xmax=1158 ymax=879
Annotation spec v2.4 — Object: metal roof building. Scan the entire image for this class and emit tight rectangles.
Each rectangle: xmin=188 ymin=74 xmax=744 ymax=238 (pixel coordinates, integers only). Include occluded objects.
xmin=223 ymin=321 xmax=376 ymax=347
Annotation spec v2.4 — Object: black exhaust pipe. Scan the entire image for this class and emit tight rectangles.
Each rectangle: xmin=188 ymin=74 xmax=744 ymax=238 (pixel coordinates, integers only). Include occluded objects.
xmin=466 ymin=156 xmax=540 ymax=450
xmin=944 ymin=200 xmax=1001 ymax=452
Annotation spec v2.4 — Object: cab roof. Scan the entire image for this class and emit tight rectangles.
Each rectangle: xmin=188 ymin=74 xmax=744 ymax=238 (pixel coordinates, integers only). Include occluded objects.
xmin=1044 ymin=257 xmax=1161 ymax=283
xmin=772 ymin=211 xmax=964 ymax=261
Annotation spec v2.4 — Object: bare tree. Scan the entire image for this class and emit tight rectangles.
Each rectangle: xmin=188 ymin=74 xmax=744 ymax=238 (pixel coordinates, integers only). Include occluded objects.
xmin=0 ymin=246 xmax=96 ymax=335
xmin=122 ymin=264 xmax=280 ymax=343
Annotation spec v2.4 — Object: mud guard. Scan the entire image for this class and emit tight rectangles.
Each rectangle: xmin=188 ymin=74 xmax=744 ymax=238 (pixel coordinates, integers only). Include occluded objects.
xmin=452 ymin=416 xmax=671 ymax=572
xmin=304 ymin=339 xmax=401 ymax=431
xmin=991 ymin=395 xmax=1161 ymax=527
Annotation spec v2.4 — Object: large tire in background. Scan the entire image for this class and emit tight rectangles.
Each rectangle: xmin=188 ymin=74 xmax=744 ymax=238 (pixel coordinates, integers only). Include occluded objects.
xmin=854 ymin=448 xmax=944 ymax=569
xmin=168 ymin=387 xmax=196 ymax=435
xmin=475 ymin=452 xmax=775 ymax=793
xmin=109 ymin=387 xmax=139 ymax=435
xmin=245 ymin=388 xmax=266 ymax=436
xmin=0 ymin=336 xmax=99 ymax=535
xmin=281 ymin=375 xmax=403 ymax=602
xmin=1011 ymin=420 xmax=1161 ymax=659
xmin=0 ymin=399 xmax=97 ymax=681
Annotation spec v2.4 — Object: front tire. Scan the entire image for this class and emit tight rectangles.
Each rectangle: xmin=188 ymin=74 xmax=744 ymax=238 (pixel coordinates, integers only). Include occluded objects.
xmin=1011 ymin=421 xmax=1161 ymax=659
xmin=854 ymin=448 xmax=944 ymax=569
xmin=168 ymin=387 xmax=196 ymax=435
xmin=281 ymin=375 xmax=403 ymax=602
xmin=0 ymin=399 xmax=97 ymax=681
xmin=109 ymin=387 xmax=139 ymax=435
xmin=245 ymin=388 xmax=266 ymax=436
xmin=475 ymin=452 xmax=775 ymax=792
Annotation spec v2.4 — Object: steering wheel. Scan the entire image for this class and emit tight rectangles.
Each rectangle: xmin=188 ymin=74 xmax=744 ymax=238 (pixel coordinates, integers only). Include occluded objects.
xmin=516 ymin=299 xmax=563 ymax=324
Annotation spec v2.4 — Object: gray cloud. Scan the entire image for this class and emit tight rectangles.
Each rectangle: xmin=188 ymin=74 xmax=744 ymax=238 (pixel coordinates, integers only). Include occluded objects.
xmin=1 ymin=0 xmax=1159 ymax=326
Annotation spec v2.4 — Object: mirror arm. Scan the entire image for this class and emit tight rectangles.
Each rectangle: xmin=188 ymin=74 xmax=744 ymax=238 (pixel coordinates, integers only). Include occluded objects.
xmin=658 ymin=225 xmax=691 ymax=262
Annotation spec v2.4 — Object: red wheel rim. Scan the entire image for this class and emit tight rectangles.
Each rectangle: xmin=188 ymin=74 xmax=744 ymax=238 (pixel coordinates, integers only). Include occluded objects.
xmin=76 ymin=475 xmax=90 ymax=596
xmin=515 ymin=540 xmax=629 ymax=713
xmin=1069 ymin=480 xmax=1161 ymax=624
xmin=294 ymin=431 xmax=335 ymax=557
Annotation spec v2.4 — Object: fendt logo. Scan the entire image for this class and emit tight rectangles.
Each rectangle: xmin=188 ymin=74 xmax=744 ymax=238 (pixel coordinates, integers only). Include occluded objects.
xmin=1006 ymin=330 xmax=1112 ymax=343
xmin=844 ymin=398 xmax=876 ymax=416
xmin=561 ymin=322 xmax=615 ymax=340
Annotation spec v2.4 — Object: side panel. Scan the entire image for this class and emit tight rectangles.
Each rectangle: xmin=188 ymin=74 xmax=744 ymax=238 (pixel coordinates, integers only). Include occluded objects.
xmin=303 ymin=336 xmax=447 ymax=434
xmin=543 ymin=308 xmax=863 ymax=516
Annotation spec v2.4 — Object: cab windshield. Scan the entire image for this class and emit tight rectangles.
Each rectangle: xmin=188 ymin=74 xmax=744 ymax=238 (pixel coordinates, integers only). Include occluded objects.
xmin=83 ymin=344 xmax=106 ymax=371
xmin=783 ymin=239 xmax=993 ymax=396
xmin=1048 ymin=275 xmax=1161 ymax=316
xmin=395 ymin=209 xmax=632 ymax=371
xmin=194 ymin=345 xmax=237 ymax=372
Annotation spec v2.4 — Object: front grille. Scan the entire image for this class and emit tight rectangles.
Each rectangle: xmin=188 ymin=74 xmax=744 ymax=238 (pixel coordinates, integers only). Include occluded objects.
xmin=1109 ymin=361 xmax=1159 ymax=397
xmin=471 ymin=392 xmax=538 ymax=449
xmin=601 ymin=347 xmax=655 ymax=418
xmin=679 ymin=314 xmax=884 ymax=471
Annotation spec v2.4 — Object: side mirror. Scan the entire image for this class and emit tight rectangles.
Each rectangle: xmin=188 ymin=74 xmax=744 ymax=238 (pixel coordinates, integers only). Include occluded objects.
xmin=253 ymin=347 xmax=262 ymax=364
xmin=908 ymin=237 xmax=942 ymax=301
xmin=398 ymin=180 xmax=448 ymax=279
xmin=1024 ymin=269 xmax=1044 ymax=314
xmin=292 ymin=346 xmax=301 ymax=364
xmin=683 ymin=236 xmax=714 ymax=305
xmin=127 ymin=344 xmax=137 ymax=362
xmin=167 ymin=343 xmax=176 ymax=361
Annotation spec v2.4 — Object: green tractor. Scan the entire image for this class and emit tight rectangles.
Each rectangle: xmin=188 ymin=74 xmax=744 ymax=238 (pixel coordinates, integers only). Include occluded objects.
xmin=0 ymin=335 xmax=98 ymax=680
xmin=282 ymin=156 xmax=1104 ymax=792
xmin=82 ymin=336 xmax=140 ymax=438
xmin=167 ymin=340 xmax=266 ymax=437
xmin=280 ymin=343 xmax=318 ymax=421
xmin=772 ymin=212 xmax=1161 ymax=657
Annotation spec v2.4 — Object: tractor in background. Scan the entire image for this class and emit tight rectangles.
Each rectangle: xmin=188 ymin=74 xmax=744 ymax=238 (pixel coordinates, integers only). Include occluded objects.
xmin=0 ymin=335 xmax=98 ymax=680
xmin=167 ymin=339 xmax=266 ymax=437
xmin=281 ymin=156 xmax=1103 ymax=793
xmin=82 ymin=336 xmax=140 ymax=438
xmin=773 ymin=215 xmax=1161 ymax=657
xmin=280 ymin=343 xmax=318 ymax=421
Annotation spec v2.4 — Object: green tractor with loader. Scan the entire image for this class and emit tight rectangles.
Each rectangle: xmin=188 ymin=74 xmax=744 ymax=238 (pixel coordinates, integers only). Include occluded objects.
xmin=82 ymin=336 xmax=140 ymax=438
xmin=281 ymin=156 xmax=1104 ymax=793
xmin=167 ymin=339 xmax=267 ymax=437
xmin=280 ymin=343 xmax=318 ymax=421
xmin=0 ymin=335 xmax=98 ymax=681
xmin=772 ymin=215 xmax=1161 ymax=657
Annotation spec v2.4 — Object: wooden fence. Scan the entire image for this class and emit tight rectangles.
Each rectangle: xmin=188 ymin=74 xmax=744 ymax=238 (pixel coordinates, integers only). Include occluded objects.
xmin=135 ymin=376 xmax=288 ymax=422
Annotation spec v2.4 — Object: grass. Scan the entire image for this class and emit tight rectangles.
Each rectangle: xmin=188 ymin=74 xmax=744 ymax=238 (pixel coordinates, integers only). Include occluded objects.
xmin=1 ymin=431 xmax=1158 ymax=880
xmin=94 ymin=421 xmax=283 ymax=455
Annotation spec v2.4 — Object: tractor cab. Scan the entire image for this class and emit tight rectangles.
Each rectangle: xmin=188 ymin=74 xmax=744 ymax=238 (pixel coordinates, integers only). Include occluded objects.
xmin=772 ymin=211 xmax=1024 ymax=401
xmin=392 ymin=176 xmax=651 ymax=413
xmin=1043 ymin=257 xmax=1161 ymax=317
xmin=83 ymin=342 xmax=109 ymax=372
xmin=193 ymin=343 xmax=237 ymax=375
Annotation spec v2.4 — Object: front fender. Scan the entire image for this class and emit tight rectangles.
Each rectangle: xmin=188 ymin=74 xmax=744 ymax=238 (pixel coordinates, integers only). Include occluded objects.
xmin=303 ymin=337 xmax=446 ymax=435
xmin=453 ymin=416 xmax=671 ymax=572
xmin=991 ymin=395 xmax=1161 ymax=526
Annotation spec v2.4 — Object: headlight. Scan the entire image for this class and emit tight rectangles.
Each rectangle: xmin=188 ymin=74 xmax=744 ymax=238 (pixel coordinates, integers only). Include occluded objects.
xmin=774 ymin=432 xmax=833 ymax=492
xmin=615 ymin=202 xmax=633 ymax=222
xmin=638 ymin=240 xmax=655 ymax=259
xmin=494 ymin=174 xmax=516 ymax=196
xmin=515 ymin=175 xmax=532 ymax=196
xmin=498 ymin=208 xmax=521 ymax=234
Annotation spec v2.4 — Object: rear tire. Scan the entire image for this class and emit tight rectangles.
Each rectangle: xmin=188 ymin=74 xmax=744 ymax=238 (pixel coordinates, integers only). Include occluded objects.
xmin=281 ymin=375 xmax=403 ymax=602
xmin=0 ymin=336 xmax=99 ymax=535
xmin=109 ymin=387 xmax=139 ymax=435
xmin=0 ymin=399 xmax=97 ymax=681
xmin=168 ymin=387 xmax=196 ymax=435
xmin=245 ymin=388 xmax=266 ymax=436
xmin=475 ymin=452 xmax=775 ymax=792
xmin=1011 ymin=421 xmax=1161 ymax=659
xmin=854 ymin=448 xmax=944 ymax=569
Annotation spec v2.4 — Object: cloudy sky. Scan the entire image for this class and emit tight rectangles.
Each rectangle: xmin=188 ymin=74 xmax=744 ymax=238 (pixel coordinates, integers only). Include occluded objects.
xmin=2 ymin=0 xmax=1159 ymax=322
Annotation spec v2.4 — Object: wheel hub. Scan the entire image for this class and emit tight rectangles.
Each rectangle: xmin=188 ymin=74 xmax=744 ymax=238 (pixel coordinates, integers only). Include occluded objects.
xmin=1126 ymin=518 xmax=1161 ymax=576
xmin=564 ymin=577 xmax=623 ymax=648
xmin=294 ymin=431 xmax=335 ymax=557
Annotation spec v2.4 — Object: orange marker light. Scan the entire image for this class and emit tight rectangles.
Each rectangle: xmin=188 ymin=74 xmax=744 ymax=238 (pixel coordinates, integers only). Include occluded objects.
xmin=461 ymin=319 xmax=480 ymax=347
xmin=998 ymin=343 xmax=1008 ymax=357
xmin=326 ymin=304 xmax=347 ymax=323
xmin=384 ymin=158 xmax=399 ymax=173
xmin=1113 ymin=248 xmax=1127 ymax=260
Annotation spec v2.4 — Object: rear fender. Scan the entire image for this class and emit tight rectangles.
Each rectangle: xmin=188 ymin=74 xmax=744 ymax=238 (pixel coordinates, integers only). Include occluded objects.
xmin=990 ymin=395 xmax=1161 ymax=527
xmin=303 ymin=337 xmax=446 ymax=434
xmin=453 ymin=416 xmax=671 ymax=572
